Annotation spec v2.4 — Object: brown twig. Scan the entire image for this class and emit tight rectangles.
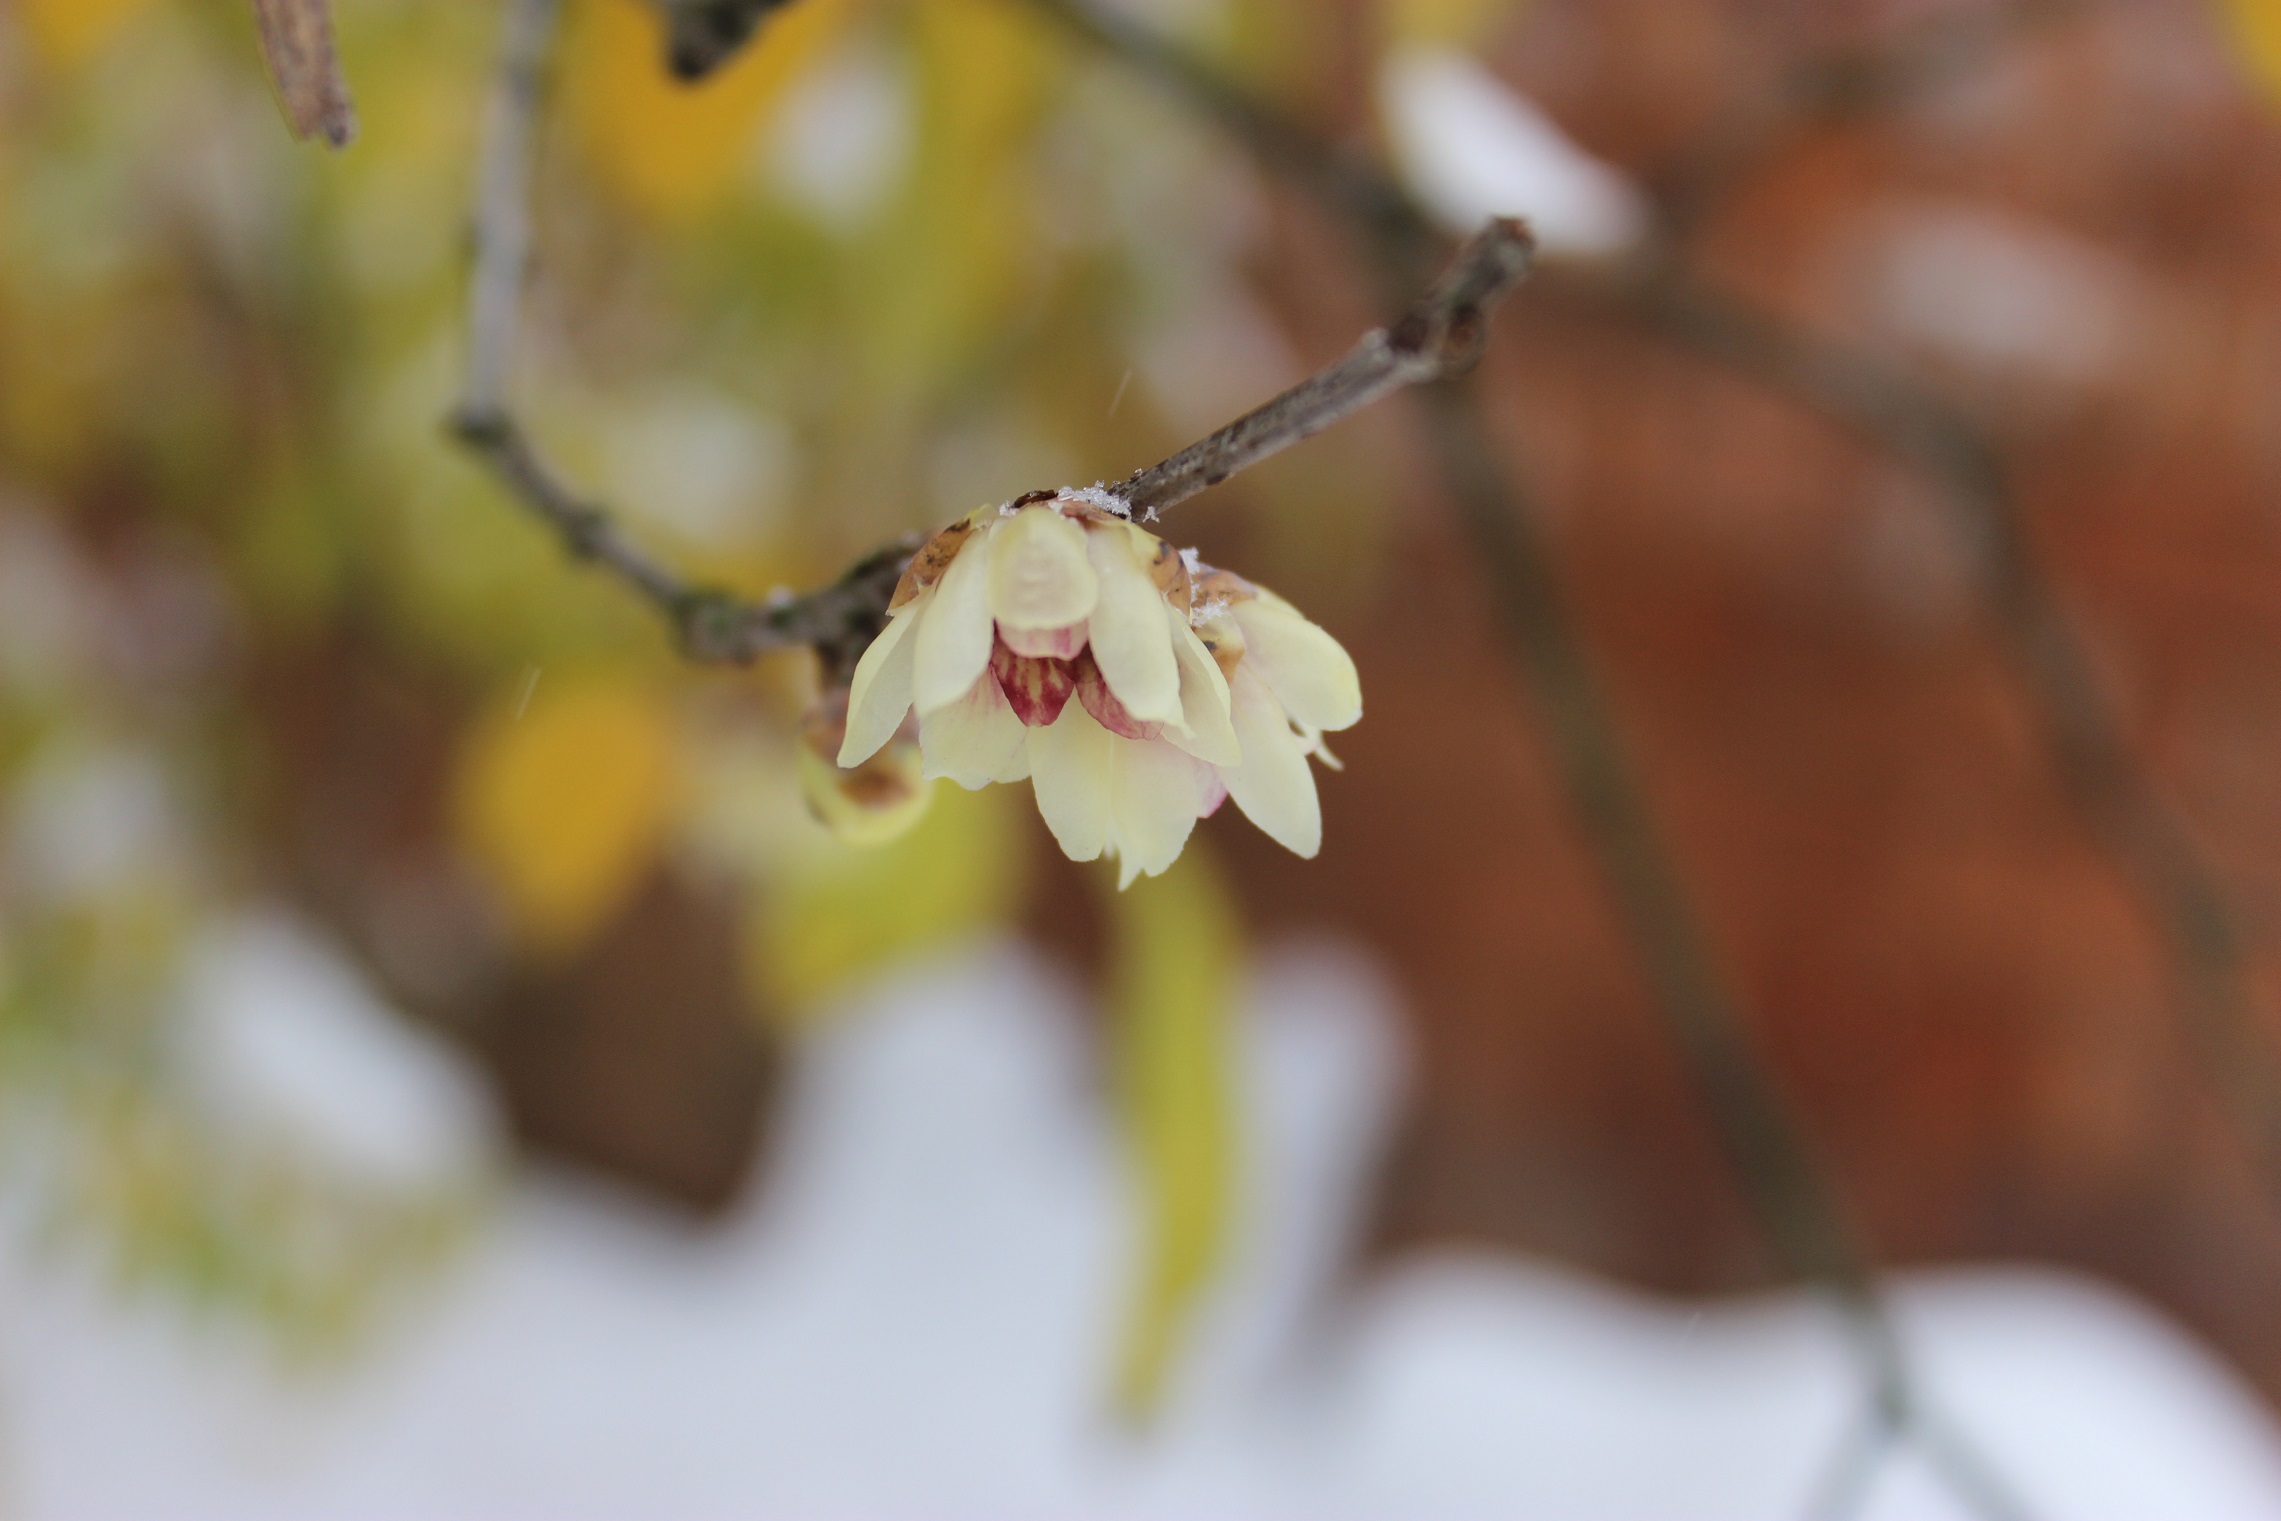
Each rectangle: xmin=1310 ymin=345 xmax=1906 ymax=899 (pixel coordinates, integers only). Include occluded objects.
xmin=451 ymin=0 xmax=911 ymax=676
xmin=1622 ymin=262 xmax=2281 ymax=1194
xmin=1649 ymin=0 xmax=2087 ymax=234
xmin=1114 ymin=218 xmax=1537 ymax=517
xmin=452 ymin=0 xmax=1534 ymax=685
xmin=249 ymin=0 xmax=357 ymax=148
xmin=652 ymin=0 xmax=802 ymax=79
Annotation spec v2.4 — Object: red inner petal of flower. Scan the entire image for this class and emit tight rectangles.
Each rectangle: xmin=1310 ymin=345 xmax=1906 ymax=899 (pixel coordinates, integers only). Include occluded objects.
xmin=997 ymin=621 xmax=1088 ymax=660
xmin=991 ymin=639 xmax=1077 ymax=727
xmin=1073 ymin=648 xmax=1162 ymax=741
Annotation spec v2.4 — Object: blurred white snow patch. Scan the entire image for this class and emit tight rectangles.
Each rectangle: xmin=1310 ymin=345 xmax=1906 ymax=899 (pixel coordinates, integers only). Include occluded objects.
xmin=1322 ymin=1257 xmax=1851 ymax=1518
xmin=177 ymin=912 xmax=502 ymax=1192
xmin=1884 ymin=1272 xmax=2281 ymax=1521
xmin=1316 ymin=1256 xmax=2281 ymax=1521
xmin=1379 ymin=48 xmax=1648 ymax=258
xmin=7 ymin=738 xmax=189 ymax=904
xmin=8 ymin=939 xmax=2281 ymax=1520
xmin=762 ymin=40 xmax=910 ymax=231
xmin=1862 ymin=204 xmax=2134 ymax=389
xmin=0 ymin=507 xmax=98 ymax=700
xmin=604 ymin=385 xmax=796 ymax=550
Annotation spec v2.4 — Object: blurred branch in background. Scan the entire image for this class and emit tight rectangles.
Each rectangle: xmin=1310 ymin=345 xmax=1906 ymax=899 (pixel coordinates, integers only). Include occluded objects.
xmin=248 ymin=0 xmax=357 ymax=147
xmin=1012 ymin=0 xmax=2189 ymax=1514
xmin=1115 ymin=217 xmax=1536 ymax=518
xmin=1608 ymin=0 xmax=2281 ymax=1225
xmin=451 ymin=0 xmax=911 ymax=679
xmin=653 ymin=0 xmax=804 ymax=80
xmin=1620 ymin=265 xmax=2281 ymax=1222
xmin=1037 ymin=0 xmax=2281 ymax=1250
xmin=1648 ymin=0 xmax=2086 ymax=233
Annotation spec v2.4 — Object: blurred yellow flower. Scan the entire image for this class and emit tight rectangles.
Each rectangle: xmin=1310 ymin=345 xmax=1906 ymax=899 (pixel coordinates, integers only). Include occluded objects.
xmin=2223 ymin=0 xmax=2281 ymax=105
xmin=1382 ymin=0 xmax=1518 ymax=49
xmin=566 ymin=0 xmax=856 ymax=218
xmin=18 ymin=0 xmax=158 ymax=70
xmin=452 ymin=673 xmax=682 ymax=957
xmin=838 ymin=495 xmax=1361 ymax=886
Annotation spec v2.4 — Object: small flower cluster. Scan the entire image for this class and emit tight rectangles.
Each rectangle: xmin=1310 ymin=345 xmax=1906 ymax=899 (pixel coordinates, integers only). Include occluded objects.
xmin=824 ymin=494 xmax=1360 ymax=886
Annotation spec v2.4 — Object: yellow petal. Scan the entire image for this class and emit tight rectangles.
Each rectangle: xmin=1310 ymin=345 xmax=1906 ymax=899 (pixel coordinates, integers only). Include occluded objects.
xmin=913 ymin=525 xmax=997 ymax=715
xmin=838 ymin=601 xmax=920 ymax=767
xmin=1230 ymin=592 xmax=1362 ymax=733
xmin=1027 ymin=698 xmax=1114 ymax=862
xmin=989 ymin=506 xmax=1098 ymax=631
xmin=1221 ymin=666 xmax=1321 ymax=858
xmin=1162 ymin=609 xmax=1240 ymax=768
xmin=919 ymin=670 xmax=1030 ymax=788
xmin=1086 ymin=524 xmax=1183 ymax=725
xmin=1110 ymin=738 xmax=1211 ymax=889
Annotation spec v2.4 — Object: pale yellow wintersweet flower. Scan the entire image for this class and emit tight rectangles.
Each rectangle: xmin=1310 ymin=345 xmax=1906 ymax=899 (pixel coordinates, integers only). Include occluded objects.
xmin=836 ymin=493 xmax=1361 ymax=886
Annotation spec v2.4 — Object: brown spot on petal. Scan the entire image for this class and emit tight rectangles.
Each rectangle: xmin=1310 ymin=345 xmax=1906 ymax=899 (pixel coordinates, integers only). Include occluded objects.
xmin=889 ymin=514 xmax=980 ymax=610
xmin=800 ymin=691 xmax=851 ymax=757
xmin=1194 ymin=609 xmax=1248 ymax=683
xmin=1190 ymin=566 xmax=1259 ymax=609
xmin=1052 ymin=497 xmax=1127 ymax=528
xmin=834 ymin=751 xmax=923 ymax=809
xmin=799 ymin=696 xmax=924 ymax=817
xmin=990 ymin=641 xmax=1077 ymax=727
xmin=1146 ymin=537 xmax=1193 ymax=615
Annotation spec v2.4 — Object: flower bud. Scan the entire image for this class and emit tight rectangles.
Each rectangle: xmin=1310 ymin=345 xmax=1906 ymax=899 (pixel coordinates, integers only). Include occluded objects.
xmin=798 ymin=693 xmax=932 ymax=847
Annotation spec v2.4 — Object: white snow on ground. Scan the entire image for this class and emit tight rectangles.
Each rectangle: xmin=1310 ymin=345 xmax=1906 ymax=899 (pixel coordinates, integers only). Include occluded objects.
xmin=1378 ymin=47 xmax=1648 ymax=258
xmin=5 ymin=930 xmax=2281 ymax=1520
xmin=173 ymin=914 xmax=503 ymax=1192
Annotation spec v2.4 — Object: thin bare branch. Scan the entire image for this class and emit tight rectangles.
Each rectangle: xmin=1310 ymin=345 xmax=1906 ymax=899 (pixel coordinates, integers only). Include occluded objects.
xmin=1649 ymin=0 xmax=2087 ymax=233
xmin=1115 ymin=218 xmax=1536 ymax=517
xmin=451 ymin=0 xmax=910 ymax=675
xmin=459 ymin=0 xmax=554 ymax=421
xmin=450 ymin=0 xmax=1531 ymax=686
xmin=249 ymin=0 xmax=357 ymax=148
xmin=1623 ymin=263 xmax=2281 ymax=1191
xmin=653 ymin=0 xmax=801 ymax=80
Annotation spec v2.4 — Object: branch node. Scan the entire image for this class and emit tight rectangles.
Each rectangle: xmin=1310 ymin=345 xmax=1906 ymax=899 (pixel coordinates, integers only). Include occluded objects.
xmin=447 ymin=402 xmax=510 ymax=448
xmin=674 ymin=590 xmax=757 ymax=665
